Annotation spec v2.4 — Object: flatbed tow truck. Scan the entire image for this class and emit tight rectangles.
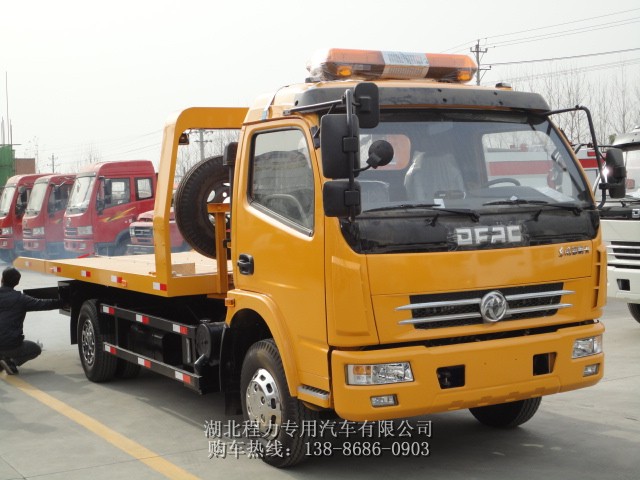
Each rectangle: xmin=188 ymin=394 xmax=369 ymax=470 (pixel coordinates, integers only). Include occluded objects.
xmin=16 ymin=48 xmax=626 ymax=467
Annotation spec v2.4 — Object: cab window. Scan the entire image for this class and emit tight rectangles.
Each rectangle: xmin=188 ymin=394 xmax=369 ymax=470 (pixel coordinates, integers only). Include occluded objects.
xmin=250 ymin=129 xmax=314 ymax=230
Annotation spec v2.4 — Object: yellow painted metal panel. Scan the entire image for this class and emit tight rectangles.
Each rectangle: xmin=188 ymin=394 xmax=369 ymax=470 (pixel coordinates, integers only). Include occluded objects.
xmin=330 ymin=321 xmax=604 ymax=422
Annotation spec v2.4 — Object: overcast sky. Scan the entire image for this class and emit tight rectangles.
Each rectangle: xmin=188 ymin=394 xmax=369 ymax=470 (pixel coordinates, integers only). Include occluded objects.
xmin=1 ymin=0 xmax=639 ymax=172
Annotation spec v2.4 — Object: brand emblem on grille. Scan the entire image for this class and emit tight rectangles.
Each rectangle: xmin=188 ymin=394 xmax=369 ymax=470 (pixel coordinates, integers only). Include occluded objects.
xmin=480 ymin=291 xmax=508 ymax=323
xmin=558 ymin=245 xmax=590 ymax=257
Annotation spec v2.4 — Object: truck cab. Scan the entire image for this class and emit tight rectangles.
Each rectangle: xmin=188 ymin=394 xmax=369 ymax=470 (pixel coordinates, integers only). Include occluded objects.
xmin=596 ymin=127 xmax=640 ymax=322
xmin=128 ymin=207 xmax=187 ymax=254
xmin=0 ymin=173 xmax=49 ymax=262
xmin=64 ymin=160 xmax=156 ymax=256
xmin=22 ymin=174 xmax=76 ymax=259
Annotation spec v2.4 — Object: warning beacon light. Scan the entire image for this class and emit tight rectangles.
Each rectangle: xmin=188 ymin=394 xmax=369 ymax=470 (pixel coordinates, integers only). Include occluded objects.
xmin=307 ymin=48 xmax=478 ymax=83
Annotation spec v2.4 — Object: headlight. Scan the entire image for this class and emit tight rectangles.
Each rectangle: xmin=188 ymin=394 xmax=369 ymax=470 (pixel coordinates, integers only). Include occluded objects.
xmin=346 ymin=362 xmax=414 ymax=385
xmin=572 ymin=335 xmax=603 ymax=358
xmin=1 ymin=227 xmax=12 ymax=235
xmin=77 ymin=225 xmax=93 ymax=235
xmin=129 ymin=227 xmax=135 ymax=236
xmin=33 ymin=226 xmax=45 ymax=236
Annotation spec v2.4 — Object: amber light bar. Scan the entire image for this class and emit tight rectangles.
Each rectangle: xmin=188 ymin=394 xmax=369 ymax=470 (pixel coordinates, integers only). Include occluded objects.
xmin=308 ymin=48 xmax=478 ymax=83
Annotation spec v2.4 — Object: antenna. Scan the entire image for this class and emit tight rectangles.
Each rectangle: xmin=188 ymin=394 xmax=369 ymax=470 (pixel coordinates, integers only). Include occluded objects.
xmin=5 ymin=72 xmax=9 ymax=146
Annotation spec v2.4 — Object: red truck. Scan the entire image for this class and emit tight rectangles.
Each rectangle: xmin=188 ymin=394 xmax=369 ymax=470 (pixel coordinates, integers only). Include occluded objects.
xmin=64 ymin=160 xmax=156 ymax=256
xmin=127 ymin=207 xmax=188 ymax=254
xmin=22 ymin=174 xmax=76 ymax=259
xmin=0 ymin=173 xmax=50 ymax=262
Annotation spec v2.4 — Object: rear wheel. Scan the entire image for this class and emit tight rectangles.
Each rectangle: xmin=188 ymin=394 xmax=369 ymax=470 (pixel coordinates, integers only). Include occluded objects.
xmin=77 ymin=300 xmax=118 ymax=382
xmin=627 ymin=303 xmax=640 ymax=324
xmin=240 ymin=339 xmax=318 ymax=468
xmin=470 ymin=397 xmax=541 ymax=428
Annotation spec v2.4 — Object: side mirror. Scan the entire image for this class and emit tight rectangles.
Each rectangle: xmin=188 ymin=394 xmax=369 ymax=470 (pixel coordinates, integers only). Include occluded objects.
xmin=323 ymin=180 xmax=361 ymax=218
xmin=354 ymin=82 xmax=379 ymax=129
xmin=320 ymin=113 xmax=360 ymax=179
xmin=365 ymin=140 xmax=394 ymax=169
xmin=604 ymin=148 xmax=626 ymax=199
xmin=103 ymin=178 xmax=112 ymax=197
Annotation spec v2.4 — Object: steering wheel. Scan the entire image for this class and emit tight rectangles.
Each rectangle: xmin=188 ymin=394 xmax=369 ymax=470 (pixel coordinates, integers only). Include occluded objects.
xmin=262 ymin=194 xmax=307 ymax=222
xmin=483 ymin=178 xmax=521 ymax=187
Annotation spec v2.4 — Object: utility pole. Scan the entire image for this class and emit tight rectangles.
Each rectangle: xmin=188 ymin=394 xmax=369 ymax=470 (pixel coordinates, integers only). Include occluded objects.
xmin=49 ymin=154 xmax=56 ymax=173
xmin=470 ymin=40 xmax=491 ymax=86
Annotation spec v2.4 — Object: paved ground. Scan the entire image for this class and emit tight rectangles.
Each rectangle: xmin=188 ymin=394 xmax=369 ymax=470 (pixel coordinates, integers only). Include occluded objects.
xmin=1 ymin=268 xmax=639 ymax=479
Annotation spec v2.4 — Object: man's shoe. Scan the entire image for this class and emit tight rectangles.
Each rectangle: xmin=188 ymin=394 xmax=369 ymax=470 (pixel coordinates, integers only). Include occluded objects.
xmin=0 ymin=358 xmax=18 ymax=375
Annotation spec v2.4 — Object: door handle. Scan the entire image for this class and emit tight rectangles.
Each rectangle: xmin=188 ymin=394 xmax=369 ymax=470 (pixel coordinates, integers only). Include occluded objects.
xmin=237 ymin=253 xmax=254 ymax=275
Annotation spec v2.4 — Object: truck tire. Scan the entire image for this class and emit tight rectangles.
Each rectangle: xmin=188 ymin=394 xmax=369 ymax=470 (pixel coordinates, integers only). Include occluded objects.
xmin=240 ymin=339 xmax=319 ymax=468
xmin=469 ymin=397 xmax=541 ymax=428
xmin=113 ymin=236 xmax=130 ymax=256
xmin=77 ymin=300 xmax=118 ymax=382
xmin=174 ymin=156 xmax=229 ymax=258
xmin=627 ymin=303 xmax=640 ymax=324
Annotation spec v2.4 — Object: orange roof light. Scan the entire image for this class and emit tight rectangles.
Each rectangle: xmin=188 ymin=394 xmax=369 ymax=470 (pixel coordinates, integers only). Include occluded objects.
xmin=307 ymin=48 xmax=478 ymax=83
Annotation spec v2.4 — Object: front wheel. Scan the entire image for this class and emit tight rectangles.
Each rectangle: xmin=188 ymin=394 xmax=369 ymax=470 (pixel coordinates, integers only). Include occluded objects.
xmin=77 ymin=300 xmax=118 ymax=382
xmin=627 ymin=303 xmax=640 ymax=324
xmin=240 ymin=339 xmax=318 ymax=468
xmin=469 ymin=397 xmax=541 ymax=428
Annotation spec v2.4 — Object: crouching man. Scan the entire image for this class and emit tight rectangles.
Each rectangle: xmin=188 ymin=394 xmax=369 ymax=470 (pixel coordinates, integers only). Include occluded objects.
xmin=0 ymin=267 xmax=61 ymax=375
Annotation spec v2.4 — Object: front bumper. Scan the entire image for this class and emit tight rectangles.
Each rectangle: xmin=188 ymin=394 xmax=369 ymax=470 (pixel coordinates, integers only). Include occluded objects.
xmin=331 ymin=321 xmax=604 ymax=421
xmin=0 ymin=236 xmax=15 ymax=249
xmin=607 ymin=265 xmax=640 ymax=303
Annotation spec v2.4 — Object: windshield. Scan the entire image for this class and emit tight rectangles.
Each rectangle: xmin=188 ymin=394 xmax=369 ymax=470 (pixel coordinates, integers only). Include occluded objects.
xmin=344 ymin=110 xmax=597 ymax=254
xmin=67 ymin=175 xmax=96 ymax=214
xmin=26 ymin=182 xmax=48 ymax=215
xmin=0 ymin=186 xmax=16 ymax=217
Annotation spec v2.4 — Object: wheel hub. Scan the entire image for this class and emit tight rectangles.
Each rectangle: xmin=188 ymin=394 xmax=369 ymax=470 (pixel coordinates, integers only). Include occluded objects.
xmin=81 ymin=320 xmax=96 ymax=367
xmin=245 ymin=368 xmax=282 ymax=439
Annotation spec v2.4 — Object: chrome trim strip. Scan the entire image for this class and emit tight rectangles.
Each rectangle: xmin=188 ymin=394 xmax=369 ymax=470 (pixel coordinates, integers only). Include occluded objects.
xmin=398 ymin=312 xmax=482 ymax=325
xmin=505 ymin=290 xmax=574 ymax=301
xmin=396 ymin=298 xmax=481 ymax=311
xmin=507 ymin=303 xmax=572 ymax=315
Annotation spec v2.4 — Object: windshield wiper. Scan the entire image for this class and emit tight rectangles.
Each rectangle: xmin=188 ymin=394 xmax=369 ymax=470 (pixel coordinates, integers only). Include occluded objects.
xmin=364 ymin=203 xmax=480 ymax=222
xmin=483 ymin=198 xmax=584 ymax=215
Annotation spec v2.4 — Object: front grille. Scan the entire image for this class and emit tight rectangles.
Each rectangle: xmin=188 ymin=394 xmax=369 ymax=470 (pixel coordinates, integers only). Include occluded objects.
xmin=23 ymin=228 xmax=32 ymax=236
xmin=607 ymin=241 xmax=640 ymax=265
xmin=65 ymin=227 xmax=78 ymax=236
xmin=131 ymin=226 xmax=153 ymax=238
xmin=397 ymin=283 xmax=572 ymax=330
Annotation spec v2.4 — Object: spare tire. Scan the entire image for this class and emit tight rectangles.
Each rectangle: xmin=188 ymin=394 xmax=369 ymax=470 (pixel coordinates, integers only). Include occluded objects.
xmin=174 ymin=156 xmax=229 ymax=258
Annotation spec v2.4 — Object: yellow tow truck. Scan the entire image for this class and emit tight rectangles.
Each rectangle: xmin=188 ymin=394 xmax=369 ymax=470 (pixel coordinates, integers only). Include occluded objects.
xmin=17 ymin=48 xmax=626 ymax=467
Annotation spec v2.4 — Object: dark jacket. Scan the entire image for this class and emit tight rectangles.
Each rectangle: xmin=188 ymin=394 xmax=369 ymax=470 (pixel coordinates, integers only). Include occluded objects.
xmin=0 ymin=286 xmax=61 ymax=350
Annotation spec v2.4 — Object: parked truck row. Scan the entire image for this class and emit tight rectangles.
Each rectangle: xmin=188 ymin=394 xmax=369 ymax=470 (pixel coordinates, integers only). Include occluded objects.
xmin=0 ymin=159 xmax=161 ymax=261
xmin=14 ymin=48 xmax=628 ymax=467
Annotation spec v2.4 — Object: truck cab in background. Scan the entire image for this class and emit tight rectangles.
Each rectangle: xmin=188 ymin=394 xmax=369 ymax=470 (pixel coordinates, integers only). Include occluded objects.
xmin=0 ymin=173 xmax=49 ymax=262
xmin=128 ymin=207 xmax=188 ymax=254
xmin=22 ymin=174 xmax=76 ymax=259
xmin=64 ymin=160 xmax=156 ymax=256
xmin=595 ymin=127 xmax=640 ymax=323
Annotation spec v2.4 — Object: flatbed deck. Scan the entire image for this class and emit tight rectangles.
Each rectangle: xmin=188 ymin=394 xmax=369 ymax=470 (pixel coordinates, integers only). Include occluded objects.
xmin=15 ymin=250 xmax=233 ymax=298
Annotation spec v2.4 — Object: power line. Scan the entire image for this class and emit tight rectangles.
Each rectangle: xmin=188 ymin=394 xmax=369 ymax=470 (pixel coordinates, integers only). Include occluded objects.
xmin=486 ymin=57 xmax=640 ymax=85
xmin=443 ymin=7 xmax=640 ymax=53
xmin=490 ymin=18 xmax=640 ymax=49
xmin=491 ymin=47 xmax=640 ymax=66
